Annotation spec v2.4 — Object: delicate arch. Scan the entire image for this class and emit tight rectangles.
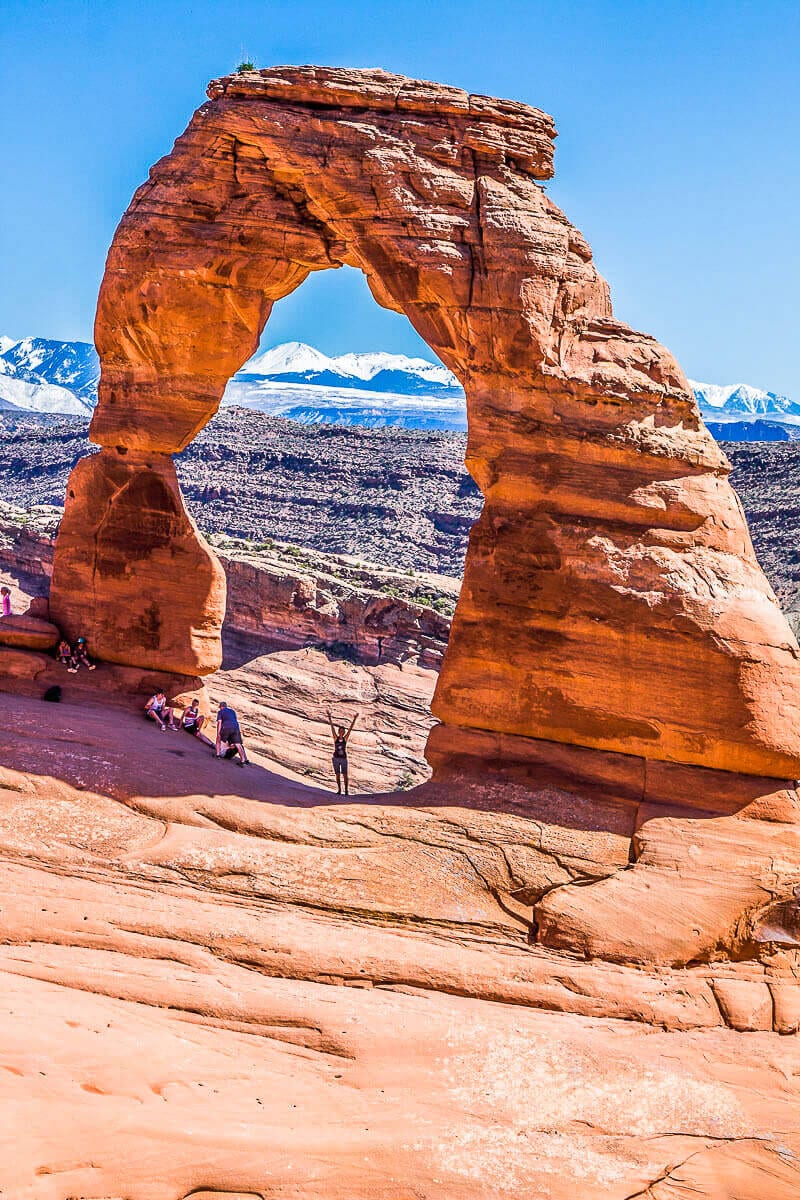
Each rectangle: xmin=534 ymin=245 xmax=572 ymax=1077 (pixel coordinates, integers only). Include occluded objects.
xmin=50 ymin=66 xmax=800 ymax=780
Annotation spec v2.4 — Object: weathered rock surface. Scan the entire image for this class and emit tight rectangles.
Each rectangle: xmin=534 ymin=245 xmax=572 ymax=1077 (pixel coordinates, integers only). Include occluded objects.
xmin=0 ymin=611 xmax=59 ymax=650
xmin=48 ymin=65 xmax=800 ymax=778
xmin=3 ymin=695 xmax=800 ymax=1197
xmin=0 ymin=504 xmax=447 ymax=791
xmin=53 ymin=450 xmax=227 ymax=674
xmin=216 ymin=533 xmax=455 ymax=667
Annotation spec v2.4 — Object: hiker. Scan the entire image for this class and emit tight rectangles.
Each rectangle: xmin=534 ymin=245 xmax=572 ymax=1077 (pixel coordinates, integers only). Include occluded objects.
xmin=327 ymin=709 xmax=358 ymax=795
xmin=57 ymin=638 xmax=76 ymax=670
xmin=145 ymin=691 xmax=177 ymax=732
xmin=0 ymin=586 xmax=10 ymax=618
xmin=71 ymin=636 xmax=96 ymax=671
xmin=215 ymin=701 xmax=248 ymax=767
xmin=182 ymin=698 xmax=214 ymax=747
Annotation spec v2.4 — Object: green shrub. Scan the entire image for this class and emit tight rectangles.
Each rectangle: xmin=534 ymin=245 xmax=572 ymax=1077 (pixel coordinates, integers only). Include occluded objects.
xmin=236 ymin=60 xmax=255 ymax=74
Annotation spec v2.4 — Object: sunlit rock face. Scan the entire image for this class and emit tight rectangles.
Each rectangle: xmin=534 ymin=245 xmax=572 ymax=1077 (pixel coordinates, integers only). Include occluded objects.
xmin=50 ymin=65 xmax=800 ymax=777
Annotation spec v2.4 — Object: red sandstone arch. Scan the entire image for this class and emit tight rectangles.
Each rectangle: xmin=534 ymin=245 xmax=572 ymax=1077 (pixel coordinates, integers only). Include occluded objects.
xmin=50 ymin=65 xmax=800 ymax=781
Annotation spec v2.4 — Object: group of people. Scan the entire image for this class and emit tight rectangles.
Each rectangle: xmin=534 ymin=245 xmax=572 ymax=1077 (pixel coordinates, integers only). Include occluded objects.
xmin=144 ymin=691 xmax=359 ymax=790
xmin=56 ymin=636 xmax=96 ymax=673
xmin=4 ymin=577 xmax=362 ymax=791
xmin=3 ymin=581 xmax=360 ymax=791
xmin=145 ymin=693 xmax=250 ymax=767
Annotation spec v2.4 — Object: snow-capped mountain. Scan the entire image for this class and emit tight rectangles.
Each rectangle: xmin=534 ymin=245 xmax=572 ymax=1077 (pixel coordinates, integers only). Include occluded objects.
xmin=237 ymin=341 xmax=461 ymax=398
xmin=245 ymin=341 xmax=337 ymax=377
xmin=1 ymin=337 xmax=99 ymax=403
xmin=1 ymin=332 xmax=797 ymax=439
xmin=690 ymin=380 xmax=800 ymax=421
xmin=0 ymin=336 xmax=98 ymax=415
xmin=222 ymin=341 xmax=465 ymax=427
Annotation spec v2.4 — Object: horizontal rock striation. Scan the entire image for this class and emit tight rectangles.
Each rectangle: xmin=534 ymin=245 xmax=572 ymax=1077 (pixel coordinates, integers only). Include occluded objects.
xmin=48 ymin=64 xmax=800 ymax=780
xmin=4 ymin=697 xmax=800 ymax=1196
xmin=219 ymin=537 xmax=455 ymax=668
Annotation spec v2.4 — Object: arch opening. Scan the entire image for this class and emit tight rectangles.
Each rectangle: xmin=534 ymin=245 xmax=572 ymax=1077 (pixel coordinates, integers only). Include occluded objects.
xmin=195 ymin=266 xmax=472 ymax=791
xmin=49 ymin=65 xmax=800 ymax=786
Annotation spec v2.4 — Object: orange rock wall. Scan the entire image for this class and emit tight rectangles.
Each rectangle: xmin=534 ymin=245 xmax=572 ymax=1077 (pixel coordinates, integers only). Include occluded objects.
xmin=49 ymin=65 xmax=800 ymax=776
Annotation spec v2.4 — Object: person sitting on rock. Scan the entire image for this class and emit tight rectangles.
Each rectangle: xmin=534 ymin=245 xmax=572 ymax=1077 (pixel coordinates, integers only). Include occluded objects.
xmin=72 ymin=636 xmax=96 ymax=671
xmin=0 ymin=586 xmax=11 ymax=618
xmin=327 ymin=709 xmax=359 ymax=796
xmin=57 ymin=638 xmax=76 ymax=671
xmin=182 ymin=698 xmax=214 ymax=747
xmin=215 ymin=701 xmax=248 ymax=767
xmin=145 ymin=691 xmax=177 ymax=732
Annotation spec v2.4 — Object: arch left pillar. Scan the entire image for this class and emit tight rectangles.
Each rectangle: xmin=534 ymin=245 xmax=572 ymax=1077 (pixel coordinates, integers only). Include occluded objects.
xmin=51 ymin=449 xmax=225 ymax=675
xmin=49 ymin=118 xmax=340 ymax=674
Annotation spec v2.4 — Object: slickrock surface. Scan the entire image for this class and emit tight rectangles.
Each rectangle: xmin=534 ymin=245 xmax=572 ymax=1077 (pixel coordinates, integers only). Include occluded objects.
xmin=0 ymin=504 xmax=451 ymax=791
xmin=48 ymin=65 xmax=800 ymax=778
xmin=3 ymin=695 xmax=800 ymax=1197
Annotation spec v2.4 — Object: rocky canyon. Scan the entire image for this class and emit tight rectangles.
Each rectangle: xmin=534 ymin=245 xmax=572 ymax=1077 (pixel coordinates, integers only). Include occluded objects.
xmin=3 ymin=66 xmax=800 ymax=1198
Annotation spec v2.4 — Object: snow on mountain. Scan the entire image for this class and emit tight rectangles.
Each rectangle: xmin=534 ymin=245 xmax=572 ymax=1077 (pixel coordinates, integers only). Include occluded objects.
xmin=244 ymin=341 xmax=336 ymax=377
xmin=0 ymin=372 xmax=90 ymax=416
xmin=238 ymin=342 xmax=462 ymax=397
xmin=0 ymin=336 xmax=98 ymax=415
xmin=0 ymin=330 xmax=796 ymax=439
xmin=241 ymin=342 xmax=460 ymax=389
xmin=1 ymin=337 xmax=99 ymax=403
xmin=331 ymin=351 xmax=456 ymax=386
xmin=690 ymin=379 xmax=800 ymax=419
xmin=222 ymin=377 xmax=468 ymax=430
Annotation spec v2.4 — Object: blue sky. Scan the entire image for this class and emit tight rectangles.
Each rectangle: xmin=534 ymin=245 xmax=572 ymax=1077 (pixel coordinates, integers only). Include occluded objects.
xmin=1 ymin=0 xmax=799 ymax=393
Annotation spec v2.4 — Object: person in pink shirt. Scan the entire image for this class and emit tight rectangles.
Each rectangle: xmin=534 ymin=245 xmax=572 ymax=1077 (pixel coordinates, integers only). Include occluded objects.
xmin=0 ymin=587 xmax=11 ymax=618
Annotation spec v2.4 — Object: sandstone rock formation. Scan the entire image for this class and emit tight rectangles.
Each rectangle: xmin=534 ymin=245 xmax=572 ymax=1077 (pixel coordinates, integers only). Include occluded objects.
xmin=47 ymin=65 xmax=800 ymax=781
xmin=0 ymin=612 xmax=59 ymax=651
xmin=0 ymin=506 xmax=443 ymax=791
xmin=4 ymin=696 xmax=800 ymax=1197
xmin=218 ymin=535 xmax=454 ymax=668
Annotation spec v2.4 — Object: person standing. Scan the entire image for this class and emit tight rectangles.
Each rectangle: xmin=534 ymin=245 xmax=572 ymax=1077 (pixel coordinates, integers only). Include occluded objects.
xmin=327 ymin=709 xmax=358 ymax=795
xmin=216 ymin=701 xmax=248 ymax=767
xmin=0 ymin=587 xmax=11 ymax=618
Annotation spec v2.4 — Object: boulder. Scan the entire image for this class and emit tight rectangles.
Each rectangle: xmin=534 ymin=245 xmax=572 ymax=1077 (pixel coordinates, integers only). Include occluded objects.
xmin=0 ymin=613 xmax=59 ymax=652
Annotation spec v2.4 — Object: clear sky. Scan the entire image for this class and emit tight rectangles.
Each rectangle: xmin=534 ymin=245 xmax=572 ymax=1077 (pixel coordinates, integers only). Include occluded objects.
xmin=1 ymin=0 xmax=799 ymax=393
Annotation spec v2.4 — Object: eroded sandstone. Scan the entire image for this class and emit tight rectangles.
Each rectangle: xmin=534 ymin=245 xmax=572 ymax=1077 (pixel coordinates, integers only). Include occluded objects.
xmin=7 ymin=67 xmax=800 ymax=1195
xmin=46 ymin=65 xmax=800 ymax=779
xmin=3 ymin=697 xmax=800 ymax=1197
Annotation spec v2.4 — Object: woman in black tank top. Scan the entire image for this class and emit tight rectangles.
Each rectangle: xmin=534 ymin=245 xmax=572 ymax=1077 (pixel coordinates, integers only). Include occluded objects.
xmin=327 ymin=709 xmax=359 ymax=796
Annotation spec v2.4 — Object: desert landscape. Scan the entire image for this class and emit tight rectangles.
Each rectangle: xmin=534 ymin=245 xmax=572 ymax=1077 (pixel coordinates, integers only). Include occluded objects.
xmin=3 ymin=58 xmax=800 ymax=1200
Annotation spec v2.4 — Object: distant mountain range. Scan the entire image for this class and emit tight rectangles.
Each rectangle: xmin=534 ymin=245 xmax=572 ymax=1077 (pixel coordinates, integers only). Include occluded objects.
xmin=0 ymin=337 xmax=98 ymax=416
xmin=1 ymin=335 xmax=797 ymax=438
